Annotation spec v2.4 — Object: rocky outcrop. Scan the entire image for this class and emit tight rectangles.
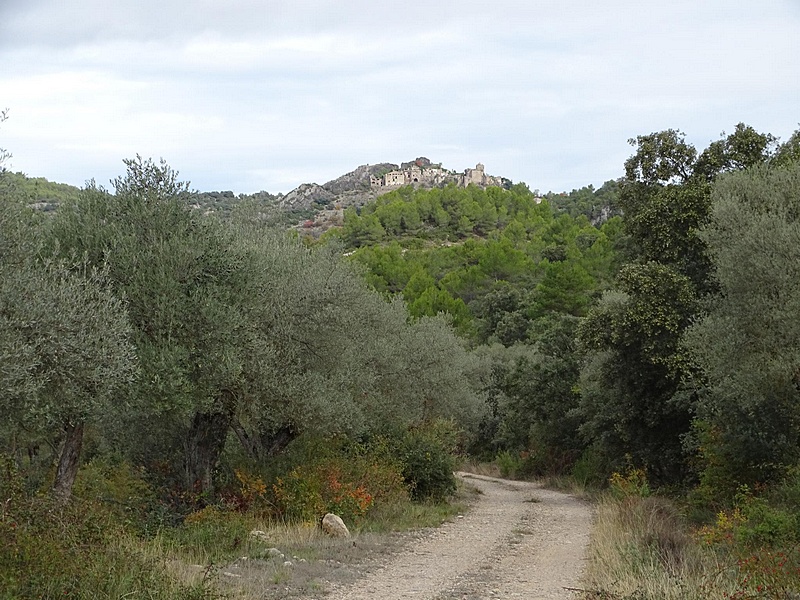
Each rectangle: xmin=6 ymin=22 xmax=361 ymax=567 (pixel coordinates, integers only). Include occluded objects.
xmin=277 ymin=164 xmax=398 ymax=212
xmin=279 ymin=183 xmax=336 ymax=211
xmin=323 ymin=163 xmax=397 ymax=196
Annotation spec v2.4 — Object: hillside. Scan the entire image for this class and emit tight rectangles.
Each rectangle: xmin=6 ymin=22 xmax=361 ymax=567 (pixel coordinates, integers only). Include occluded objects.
xmin=0 ymin=171 xmax=82 ymax=211
xmin=2 ymin=158 xmax=620 ymax=233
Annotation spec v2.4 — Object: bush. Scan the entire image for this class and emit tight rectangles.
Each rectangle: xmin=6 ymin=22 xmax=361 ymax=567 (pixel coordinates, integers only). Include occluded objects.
xmin=172 ymin=506 xmax=252 ymax=562
xmin=496 ymin=449 xmax=523 ymax=478
xmin=272 ymin=463 xmax=374 ymax=522
xmin=696 ymin=484 xmax=800 ymax=600
xmin=609 ymin=466 xmax=651 ymax=499
xmin=270 ymin=436 xmax=408 ymax=522
xmin=698 ymin=486 xmax=799 ymax=550
xmin=570 ymin=445 xmax=611 ymax=488
xmin=0 ymin=457 xmax=214 ymax=599
xmin=397 ymin=422 xmax=458 ymax=501
xmin=71 ymin=456 xmax=159 ymax=531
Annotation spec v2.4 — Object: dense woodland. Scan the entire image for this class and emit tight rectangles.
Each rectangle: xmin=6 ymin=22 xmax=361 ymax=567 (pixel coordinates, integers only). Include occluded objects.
xmin=2 ymin=122 xmax=800 ymax=598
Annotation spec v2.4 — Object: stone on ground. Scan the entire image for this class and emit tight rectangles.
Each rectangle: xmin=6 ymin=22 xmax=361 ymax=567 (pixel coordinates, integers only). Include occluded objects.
xmin=321 ymin=513 xmax=350 ymax=537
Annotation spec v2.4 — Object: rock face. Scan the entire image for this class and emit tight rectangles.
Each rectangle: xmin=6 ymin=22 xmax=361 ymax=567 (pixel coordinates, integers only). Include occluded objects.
xmin=279 ymin=183 xmax=336 ymax=211
xmin=324 ymin=163 xmax=397 ymax=196
xmin=321 ymin=513 xmax=350 ymax=537
xmin=279 ymin=163 xmax=397 ymax=212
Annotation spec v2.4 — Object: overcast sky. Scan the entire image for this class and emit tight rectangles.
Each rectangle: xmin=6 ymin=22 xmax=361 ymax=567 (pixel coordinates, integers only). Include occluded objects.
xmin=1 ymin=1 xmax=798 ymax=195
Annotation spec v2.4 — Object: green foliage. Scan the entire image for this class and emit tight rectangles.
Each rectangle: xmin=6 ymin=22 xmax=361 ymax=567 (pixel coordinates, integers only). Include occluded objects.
xmin=1 ymin=156 xmax=489 ymax=511
xmin=694 ymin=123 xmax=778 ymax=182
xmin=0 ymin=192 xmax=138 ymax=500
xmin=624 ymin=129 xmax=697 ymax=185
xmin=578 ymin=263 xmax=697 ymax=483
xmin=395 ymin=421 xmax=459 ymax=501
xmin=772 ymin=127 xmax=800 ymax=167
xmin=0 ymin=457 xmax=215 ymax=600
xmin=532 ymin=260 xmax=595 ymax=317
xmin=547 ymin=179 xmax=621 ymax=223
xmin=71 ymin=457 xmax=159 ymax=532
xmin=685 ymin=162 xmax=800 ymax=488
xmin=697 ymin=480 xmax=800 ymax=600
xmin=730 ymin=548 xmax=800 ymax=600
xmin=619 ymin=179 xmax=713 ymax=290
xmin=343 ymin=208 xmax=385 ymax=246
xmin=570 ymin=445 xmax=612 ymax=488
xmin=172 ymin=506 xmax=252 ymax=560
xmin=608 ymin=467 xmax=651 ymax=499
xmin=269 ymin=437 xmax=408 ymax=522
xmin=577 ymin=124 xmax=783 ymax=488
xmin=0 ymin=171 xmax=81 ymax=212
xmin=345 ymin=183 xmax=550 ymax=244
xmin=343 ymin=184 xmax=618 ymax=343
xmin=496 ymin=449 xmax=523 ymax=478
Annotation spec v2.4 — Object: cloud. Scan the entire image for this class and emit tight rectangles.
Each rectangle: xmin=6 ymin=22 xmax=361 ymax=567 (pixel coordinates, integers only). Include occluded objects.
xmin=1 ymin=0 xmax=798 ymax=193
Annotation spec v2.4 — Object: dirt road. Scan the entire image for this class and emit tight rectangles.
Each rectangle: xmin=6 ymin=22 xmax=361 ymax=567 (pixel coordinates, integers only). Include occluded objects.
xmin=327 ymin=472 xmax=592 ymax=600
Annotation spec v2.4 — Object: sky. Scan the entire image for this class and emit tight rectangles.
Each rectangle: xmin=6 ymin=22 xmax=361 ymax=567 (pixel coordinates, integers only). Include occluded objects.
xmin=1 ymin=1 xmax=798 ymax=195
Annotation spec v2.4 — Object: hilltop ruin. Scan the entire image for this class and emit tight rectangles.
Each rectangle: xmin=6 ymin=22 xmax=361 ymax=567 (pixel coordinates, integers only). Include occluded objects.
xmin=370 ymin=157 xmax=505 ymax=190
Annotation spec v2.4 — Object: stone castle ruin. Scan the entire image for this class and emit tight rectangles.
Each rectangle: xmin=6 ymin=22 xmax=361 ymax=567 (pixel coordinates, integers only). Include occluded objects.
xmin=278 ymin=156 xmax=510 ymax=222
xmin=370 ymin=157 xmax=504 ymax=190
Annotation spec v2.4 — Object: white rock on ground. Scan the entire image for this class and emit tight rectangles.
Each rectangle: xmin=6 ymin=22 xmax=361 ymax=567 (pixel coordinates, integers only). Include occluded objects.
xmin=321 ymin=513 xmax=350 ymax=537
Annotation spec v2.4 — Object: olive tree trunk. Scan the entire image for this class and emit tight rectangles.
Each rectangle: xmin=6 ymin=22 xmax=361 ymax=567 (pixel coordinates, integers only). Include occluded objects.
xmin=185 ymin=410 xmax=232 ymax=498
xmin=52 ymin=421 xmax=84 ymax=503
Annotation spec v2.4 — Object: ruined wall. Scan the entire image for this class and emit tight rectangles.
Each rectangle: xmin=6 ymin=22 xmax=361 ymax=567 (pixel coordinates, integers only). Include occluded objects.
xmin=371 ymin=161 xmax=500 ymax=190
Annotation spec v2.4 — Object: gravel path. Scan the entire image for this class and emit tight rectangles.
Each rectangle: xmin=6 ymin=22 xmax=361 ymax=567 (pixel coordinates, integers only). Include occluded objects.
xmin=326 ymin=473 xmax=592 ymax=600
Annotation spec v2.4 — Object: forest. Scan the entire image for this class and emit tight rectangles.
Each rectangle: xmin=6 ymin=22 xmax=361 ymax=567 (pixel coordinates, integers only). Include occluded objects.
xmin=2 ymin=122 xmax=800 ymax=598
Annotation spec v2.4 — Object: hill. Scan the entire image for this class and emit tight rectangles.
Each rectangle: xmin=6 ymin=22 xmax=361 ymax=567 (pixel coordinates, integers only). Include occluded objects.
xmin=0 ymin=171 xmax=82 ymax=211
xmin=2 ymin=158 xmax=620 ymax=231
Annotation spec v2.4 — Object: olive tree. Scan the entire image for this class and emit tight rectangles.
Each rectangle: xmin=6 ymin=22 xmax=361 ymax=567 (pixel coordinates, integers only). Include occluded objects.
xmin=49 ymin=157 xmax=485 ymax=497
xmin=684 ymin=162 xmax=800 ymax=486
xmin=0 ymin=194 xmax=137 ymax=501
xmin=48 ymin=158 xmax=253 ymax=494
xmin=228 ymin=217 xmax=484 ymax=461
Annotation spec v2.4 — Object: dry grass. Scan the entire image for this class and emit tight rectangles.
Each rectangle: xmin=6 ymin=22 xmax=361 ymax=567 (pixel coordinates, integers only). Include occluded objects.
xmin=584 ymin=494 xmax=738 ymax=600
xmin=152 ymin=494 xmax=469 ymax=600
xmin=156 ymin=518 xmax=409 ymax=598
xmin=458 ymin=460 xmax=502 ymax=478
xmin=539 ymin=473 xmax=597 ymax=500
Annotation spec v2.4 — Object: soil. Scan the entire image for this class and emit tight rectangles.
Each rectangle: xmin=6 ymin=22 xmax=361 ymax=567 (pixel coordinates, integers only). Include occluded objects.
xmin=217 ymin=472 xmax=592 ymax=599
xmin=325 ymin=473 xmax=592 ymax=600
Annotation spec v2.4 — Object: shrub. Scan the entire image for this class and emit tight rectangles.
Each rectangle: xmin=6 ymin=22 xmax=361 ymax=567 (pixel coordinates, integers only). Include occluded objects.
xmin=496 ymin=449 xmax=523 ymax=478
xmin=696 ymin=485 xmax=800 ymax=599
xmin=586 ymin=493 xmax=730 ymax=599
xmin=272 ymin=463 xmax=364 ymax=522
xmin=270 ymin=437 xmax=408 ymax=522
xmin=730 ymin=548 xmax=800 ymax=600
xmin=173 ymin=506 xmax=252 ymax=562
xmin=397 ymin=422 xmax=458 ymax=501
xmin=571 ymin=445 xmax=611 ymax=487
xmin=0 ymin=458 xmax=214 ymax=599
xmin=609 ymin=466 xmax=651 ymax=499
xmin=71 ymin=456 xmax=158 ymax=531
xmin=698 ymin=486 xmax=799 ymax=550
xmin=215 ymin=467 xmax=269 ymax=513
